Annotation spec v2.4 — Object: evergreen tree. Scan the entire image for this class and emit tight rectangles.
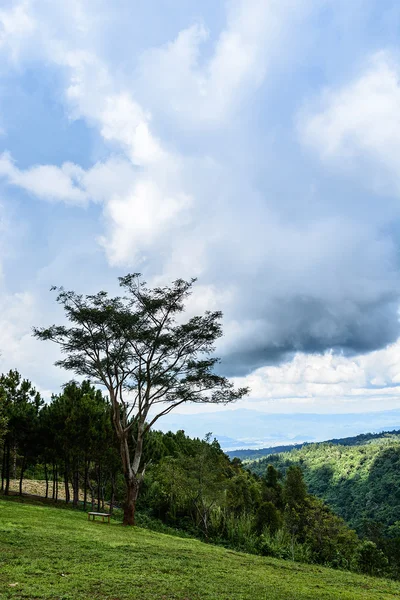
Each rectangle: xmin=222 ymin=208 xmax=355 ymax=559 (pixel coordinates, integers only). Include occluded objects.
xmin=0 ymin=370 xmax=42 ymax=495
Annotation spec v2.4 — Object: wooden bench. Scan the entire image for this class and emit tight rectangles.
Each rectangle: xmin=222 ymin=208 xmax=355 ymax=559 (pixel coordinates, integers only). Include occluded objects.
xmin=87 ymin=511 xmax=111 ymax=524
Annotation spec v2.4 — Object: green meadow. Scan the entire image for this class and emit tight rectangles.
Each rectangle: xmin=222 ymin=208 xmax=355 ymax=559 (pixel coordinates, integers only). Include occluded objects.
xmin=1 ymin=498 xmax=400 ymax=600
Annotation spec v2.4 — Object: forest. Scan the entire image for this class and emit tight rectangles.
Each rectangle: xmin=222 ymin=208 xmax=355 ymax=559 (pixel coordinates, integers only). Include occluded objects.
xmin=0 ymin=369 xmax=396 ymax=580
xmin=248 ymin=432 xmax=400 ymax=578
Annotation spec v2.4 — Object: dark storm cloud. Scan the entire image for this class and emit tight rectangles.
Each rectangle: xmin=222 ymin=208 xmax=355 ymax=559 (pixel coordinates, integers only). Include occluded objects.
xmin=220 ymin=294 xmax=400 ymax=376
xmin=209 ymin=204 xmax=400 ymax=376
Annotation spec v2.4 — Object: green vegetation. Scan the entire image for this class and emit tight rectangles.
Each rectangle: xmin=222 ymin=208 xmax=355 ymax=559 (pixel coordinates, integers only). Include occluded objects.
xmin=248 ymin=432 xmax=400 ymax=534
xmin=1 ymin=498 xmax=400 ymax=600
xmin=228 ymin=444 xmax=304 ymax=462
xmin=0 ymin=375 xmax=118 ymax=508
xmin=34 ymin=274 xmax=247 ymax=525
xmin=0 ymin=385 xmax=8 ymax=445
xmin=229 ymin=430 xmax=400 ymax=463
xmin=3 ymin=371 xmax=400 ymax=579
xmin=0 ymin=375 xmax=395 ymax=577
xmin=247 ymin=431 xmax=400 ymax=576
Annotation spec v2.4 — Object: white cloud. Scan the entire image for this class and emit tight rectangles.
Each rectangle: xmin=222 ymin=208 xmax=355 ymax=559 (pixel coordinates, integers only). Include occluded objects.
xmin=299 ymin=51 xmax=400 ymax=195
xmin=52 ymin=49 xmax=166 ymax=168
xmin=0 ymin=1 xmax=35 ymax=63
xmin=229 ymin=339 xmax=400 ymax=413
xmin=99 ymin=94 xmax=166 ymax=166
xmin=0 ymin=152 xmax=88 ymax=205
xmin=138 ymin=0 xmax=313 ymax=126
xmin=99 ymin=178 xmax=193 ymax=266
xmin=0 ymin=287 xmax=68 ymax=395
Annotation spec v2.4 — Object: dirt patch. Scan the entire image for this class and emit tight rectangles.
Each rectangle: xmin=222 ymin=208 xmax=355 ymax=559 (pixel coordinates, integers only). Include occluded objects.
xmin=7 ymin=479 xmax=84 ymax=501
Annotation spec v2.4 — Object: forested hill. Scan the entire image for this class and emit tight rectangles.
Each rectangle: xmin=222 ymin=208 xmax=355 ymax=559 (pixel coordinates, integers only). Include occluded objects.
xmin=228 ymin=429 xmax=400 ymax=462
xmin=227 ymin=443 xmax=304 ymax=461
xmin=247 ymin=430 xmax=400 ymax=536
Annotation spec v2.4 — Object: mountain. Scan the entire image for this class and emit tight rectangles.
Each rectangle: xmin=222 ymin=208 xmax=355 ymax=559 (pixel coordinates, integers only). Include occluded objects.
xmin=227 ymin=429 xmax=400 ymax=461
xmin=246 ymin=429 xmax=400 ymax=535
xmin=227 ymin=443 xmax=305 ymax=461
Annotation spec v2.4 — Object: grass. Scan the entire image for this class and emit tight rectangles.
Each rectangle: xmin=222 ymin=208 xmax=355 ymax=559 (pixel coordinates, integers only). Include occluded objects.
xmin=1 ymin=498 xmax=400 ymax=600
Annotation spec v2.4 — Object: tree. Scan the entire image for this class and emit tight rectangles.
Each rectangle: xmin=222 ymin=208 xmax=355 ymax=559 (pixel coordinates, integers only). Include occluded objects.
xmin=283 ymin=466 xmax=307 ymax=509
xmin=33 ymin=274 xmax=248 ymax=525
xmin=0 ymin=370 xmax=42 ymax=495
xmin=44 ymin=381 xmax=116 ymax=509
xmin=262 ymin=464 xmax=283 ymax=509
xmin=0 ymin=388 xmax=8 ymax=445
xmin=282 ymin=466 xmax=308 ymax=558
xmin=353 ymin=540 xmax=389 ymax=576
xmin=254 ymin=501 xmax=281 ymax=536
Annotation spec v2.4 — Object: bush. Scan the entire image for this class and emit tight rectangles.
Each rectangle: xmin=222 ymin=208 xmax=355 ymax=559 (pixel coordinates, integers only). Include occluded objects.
xmin=353 ymin=541 xmax=389 ymax=576
xmin=255 ymin=534 xmax=275 ymax=557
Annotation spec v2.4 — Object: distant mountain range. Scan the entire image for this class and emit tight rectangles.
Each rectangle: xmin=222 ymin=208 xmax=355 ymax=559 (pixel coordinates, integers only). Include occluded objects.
xmin=226 ymin=428 xmax=400 ymax=460
xmin=157 ymin=407 xmax=400 ymax=451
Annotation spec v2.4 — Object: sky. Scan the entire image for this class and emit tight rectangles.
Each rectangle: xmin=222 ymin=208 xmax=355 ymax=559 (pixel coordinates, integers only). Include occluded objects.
xmin=1 ymin=0 xmax=400 ymax=447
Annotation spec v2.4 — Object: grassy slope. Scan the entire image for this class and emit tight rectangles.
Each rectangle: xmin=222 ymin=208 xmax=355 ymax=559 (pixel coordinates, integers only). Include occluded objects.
xmin=1 ymin=499 xmax=400 ymax=600
xmin=248 ymin=433 xmax=400 ymax=532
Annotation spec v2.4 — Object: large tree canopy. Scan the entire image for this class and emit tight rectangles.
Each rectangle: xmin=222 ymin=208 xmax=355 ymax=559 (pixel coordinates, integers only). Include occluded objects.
xmin=34 ymin=274 xmax=248 ymax=524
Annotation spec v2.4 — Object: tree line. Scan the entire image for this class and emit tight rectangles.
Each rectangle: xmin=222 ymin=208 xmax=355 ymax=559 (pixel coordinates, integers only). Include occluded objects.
xmin=250 ymin=434 xmax=400 ymax=578
xmin=0 ymin=371 xmax=119 ymax=510
xmin=0 ymin=371 xmax=392 ymax=577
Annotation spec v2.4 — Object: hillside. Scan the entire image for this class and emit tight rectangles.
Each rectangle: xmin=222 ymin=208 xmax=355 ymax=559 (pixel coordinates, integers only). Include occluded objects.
xmin=247 ymin=431 xmax=400 ymax=535
xmin=227 ymin=443 xmax=304 ymax=461
xmin=1 ymin=498 xmax=400 ymax=600
xmin=228 ymin=429 xmax=400 ymax=462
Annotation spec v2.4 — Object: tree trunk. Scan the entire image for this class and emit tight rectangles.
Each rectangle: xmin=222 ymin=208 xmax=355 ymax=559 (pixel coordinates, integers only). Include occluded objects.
xmin=44 ymin=463 xmax=49 ymax=499
xmin=97 ymin=464 xmax=101 ymax=512
xmin=72 ymin=467 xmax=79 ymax=507
xmin=111 ymin=398 xmax=148 ymax=526
xmin=52 ymin=463 xmax=56 ymax=500
xmin=19 ymin=455 xmax=26 ymax=496
xmin=55 ymin=464 xmax=59 ymax=502
xmin=109 ymin=473 xmax=115 ymax=515
xmin=101 ymin=482 xmax=105 ymax=511
xmin=12 ymin=443 xmax=17 ymax=480
xmin=83 ymin=460 xmax=89 ymax=510
xmin=123 ymin=475 xmax=139 ymax=526
xmin=118 ymin=419 xmax=146 ymax=527
xmin=4 ymin=441 xmax=10 ymax=495
xmin=1 ymin=440 xmax=6 ymax=491
xmin=87 ymin=475 xmax=95 ymax=510
xmin=64 ymin=468 xmax=70 ymax=504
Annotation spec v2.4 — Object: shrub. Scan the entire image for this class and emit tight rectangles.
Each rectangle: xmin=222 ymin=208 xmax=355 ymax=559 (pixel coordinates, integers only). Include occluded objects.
xmin=353 ymin=541 xmax=389 ymax=576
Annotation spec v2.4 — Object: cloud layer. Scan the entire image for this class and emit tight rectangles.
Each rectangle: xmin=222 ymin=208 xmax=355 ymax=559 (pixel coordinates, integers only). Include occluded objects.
xmin=1 ymin=0 xmax=400 ymax=411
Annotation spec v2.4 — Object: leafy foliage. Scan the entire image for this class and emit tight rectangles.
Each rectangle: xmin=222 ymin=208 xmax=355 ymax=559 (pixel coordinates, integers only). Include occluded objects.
xmin=248 ymin=432 xmax=400 ymax=535
xmin=0 ymin=370 xmax=43 ymax=495
xmin=34 ymin=274 xmax=247 ymax=524
xmin=248 ymin=431 xmax=400 ymax=577
xmin=1 ymin=368 xmax=397 ymax=578
xmin=0 ymin=373 xmax=369 ymax=575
